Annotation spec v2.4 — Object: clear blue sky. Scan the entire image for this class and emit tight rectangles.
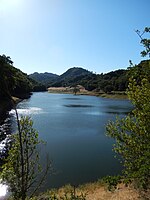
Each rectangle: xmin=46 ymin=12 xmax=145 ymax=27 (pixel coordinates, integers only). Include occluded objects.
xmin=0 ymin=0 xmax=150 ymax=75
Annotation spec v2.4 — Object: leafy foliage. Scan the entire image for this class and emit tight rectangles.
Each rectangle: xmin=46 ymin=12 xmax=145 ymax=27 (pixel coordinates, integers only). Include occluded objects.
xmin=128 ymin=60 xmax=150 ymax=84
xmin=0 ymin=54 xmax=46 ymax=100
xmin=106 ymin=77 xmax=150 ymax=190
xmin=1 ymin=116 xmax=50 ymax=200
xmin=136 ymin=27 xmax=150 ymax=58
xmin=106 ymin=28 xmax=150 ymax=194
xmin=102 ymin=175 xmax=122 ymax=191
xmin=73 ymin=86 xmax=80 ymax=95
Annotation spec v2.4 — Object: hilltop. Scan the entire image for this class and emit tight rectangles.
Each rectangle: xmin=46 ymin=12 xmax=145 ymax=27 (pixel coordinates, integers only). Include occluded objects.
xmin=29 ymin=66 xmax=128 ymax=93
xmin=29 ymin=67 xmax=92 ymax=87
xmin=29 ymin=72 xmax=59 ymax=85
xmin=29 ymin=60 xmax=150 ymax=94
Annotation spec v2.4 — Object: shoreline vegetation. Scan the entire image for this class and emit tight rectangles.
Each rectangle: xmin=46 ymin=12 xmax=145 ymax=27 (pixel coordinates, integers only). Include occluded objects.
xmin=32 ymin=181 xmax=139 ymax=200
xmin=48 ymin=86 xmax=128 ymax=99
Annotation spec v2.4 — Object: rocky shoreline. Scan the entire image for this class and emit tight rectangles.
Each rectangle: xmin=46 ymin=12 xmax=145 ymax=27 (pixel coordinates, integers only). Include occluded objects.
xmin=0 ymin=94 xmax=31 ymax=124
xmin=0 ymin=99 xmax=13 ymax=124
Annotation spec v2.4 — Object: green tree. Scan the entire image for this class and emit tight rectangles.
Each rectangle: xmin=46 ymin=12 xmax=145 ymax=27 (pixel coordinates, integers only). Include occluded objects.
xmin=106 ymin=78 xmax=150 ymax=189
xmin=73 ymin=85 xmax=80 ymax=95
xmin=0 ymin=55 xmax=15 ymax=99
xmin=103 ymin=84 xmax=114 ymax=93
xmin=0 ymin=55 xmax=50 ymax=199
xmin=1 ymin=116 xmax=50 ymax=200
xmin=136 ymin=27 xmax=150 ymax=58
xmin=106 ymin=28 xmax=150 ymax=196
xmin=0 ymin=54 xmax=13 ymax=65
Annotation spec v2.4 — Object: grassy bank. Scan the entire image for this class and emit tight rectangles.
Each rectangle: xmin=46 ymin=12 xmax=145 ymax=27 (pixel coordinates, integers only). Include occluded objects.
xmin=31 ymin=180 xmax=139 ymax=200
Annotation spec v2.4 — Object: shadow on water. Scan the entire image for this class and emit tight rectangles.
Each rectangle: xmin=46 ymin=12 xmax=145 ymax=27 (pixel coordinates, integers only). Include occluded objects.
xmin=64 ymin=104 xmax=94 ymax=108
xmin=63 ymin=98 xmax=82 ymax=100
xmin=105 ymin=111 xmax=130 ymax=115
xmin=100 ymin=103 xmax=134 ymax=115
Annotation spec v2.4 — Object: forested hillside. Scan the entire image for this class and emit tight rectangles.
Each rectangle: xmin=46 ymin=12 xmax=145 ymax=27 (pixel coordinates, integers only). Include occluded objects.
xmin=29 ymin=72 xmax=58 ymax=85
xmin=0 ymin=55 xmax=46 ymax=100
xmin=1 ymin=54 xmax=149 ymax=99
xmin=30 ymin=60 xmax=150 ymax=93
xmin=49 ymin=67 xmax=92 ymax=87
xmin=76 ymin=69 xmax=128 ymax=92
xmin=30 ymin=66 xmax=128 ymax=92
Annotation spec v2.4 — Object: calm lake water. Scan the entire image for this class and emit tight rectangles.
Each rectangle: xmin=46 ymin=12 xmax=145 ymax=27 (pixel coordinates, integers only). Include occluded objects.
xmin=1 ymin=92 xmax=133 ymax=194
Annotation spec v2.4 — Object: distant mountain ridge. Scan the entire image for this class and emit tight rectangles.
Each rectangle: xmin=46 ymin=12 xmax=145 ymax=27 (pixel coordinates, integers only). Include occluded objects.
xmin=29 ymin=66 xmax=128 ymax=91
xmin=29 ymin=66 xmax=128 ymax=92
xmin=51 ymin=67 xmax=92 ymax=87
xmin=29 ymin=72 xmax=59 ymax=85
xmin=29 ymin=67 xmax=92 ymax=87
xmin=28 ymin=60 xmax=150 ymax=93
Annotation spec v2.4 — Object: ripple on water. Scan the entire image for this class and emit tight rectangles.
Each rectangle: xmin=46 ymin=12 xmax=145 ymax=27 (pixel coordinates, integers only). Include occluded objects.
xmin=9 ymin=107 xmax=44 ymax=116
